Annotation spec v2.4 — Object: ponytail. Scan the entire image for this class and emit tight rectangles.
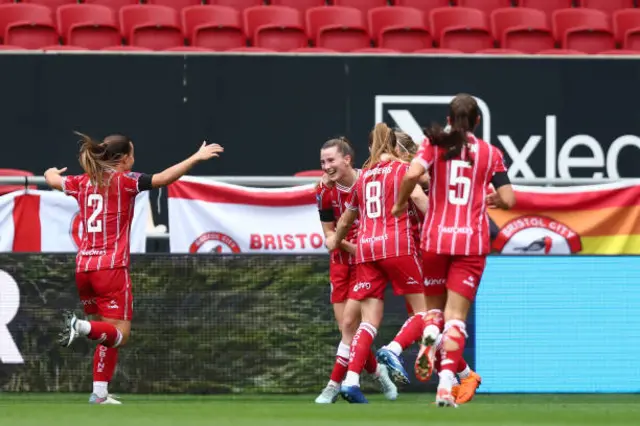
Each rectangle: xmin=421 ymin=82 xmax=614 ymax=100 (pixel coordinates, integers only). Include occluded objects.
xmin=76 ymin=131 xmax=132 ymax=187
xmin=363 ymin=122 xmax=397 ymax=169
xmin=426 ymin=93 xmax=479 ymax=163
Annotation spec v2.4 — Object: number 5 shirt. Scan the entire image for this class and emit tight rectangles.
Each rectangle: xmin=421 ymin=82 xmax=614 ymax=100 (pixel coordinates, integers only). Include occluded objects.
xmin=413 ymin=134 xmax=507 ymax=256
xmin=346 ymin=160 xmax=417 ymax=263
xmin=61 ymin=171 xmax=152 ymax=272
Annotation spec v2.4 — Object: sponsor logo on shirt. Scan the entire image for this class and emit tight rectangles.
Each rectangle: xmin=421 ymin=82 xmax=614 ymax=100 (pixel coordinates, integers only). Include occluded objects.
xmin=438 ymin=225 xmax=473 ymax=235
xmin=80 ymin=249 xmax=107 ymax=256
xmin=360 ymin=234 xmax=388 ymax=244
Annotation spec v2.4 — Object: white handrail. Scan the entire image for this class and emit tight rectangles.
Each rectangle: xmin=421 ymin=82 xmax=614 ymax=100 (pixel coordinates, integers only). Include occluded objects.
xmin=0 ymin=175 xmax=634 ymax=187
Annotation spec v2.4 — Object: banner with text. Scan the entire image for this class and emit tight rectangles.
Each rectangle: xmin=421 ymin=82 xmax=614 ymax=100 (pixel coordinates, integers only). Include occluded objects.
xmin=0 ymin=190 xmax=149 ymax=253
xmin=168 ymin=177 xmax=326 ymax=254
xmin=488 ymin=181 xmax=640 ymax=255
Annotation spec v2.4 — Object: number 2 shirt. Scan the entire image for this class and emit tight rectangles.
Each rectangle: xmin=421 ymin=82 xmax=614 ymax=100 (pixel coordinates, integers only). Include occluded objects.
xmin=413 ymin=133 xmax=507 ymax=256
xmin=346 ymin=160 xmax=417 ymax=264
xmin=61 ymin=171 xmax=152 ymax=272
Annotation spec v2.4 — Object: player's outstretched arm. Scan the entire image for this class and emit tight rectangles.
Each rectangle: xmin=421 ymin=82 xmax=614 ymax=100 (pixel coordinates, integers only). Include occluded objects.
xmin=44 ymin=167 xmax=68 ymax=191
xmin=487 ymin=184 xmax=516 ymax=210
xmin=326 ymin=209 xmax=357 ymax=251
xmin=151 ymin=142 xmax=223 ymax=189
xmin=392 ymin=161 xmax=424 ymax=217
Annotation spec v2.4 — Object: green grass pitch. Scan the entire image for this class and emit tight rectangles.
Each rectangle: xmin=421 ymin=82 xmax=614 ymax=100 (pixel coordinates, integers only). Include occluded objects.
xmin=1 ymin=394 xmax=640 ymax=426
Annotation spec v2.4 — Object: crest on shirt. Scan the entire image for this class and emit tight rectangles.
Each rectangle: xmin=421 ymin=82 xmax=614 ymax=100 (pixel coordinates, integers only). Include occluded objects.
xmin=189 ymin=232 xmax=241 ymax=253
xmin=493 ymin=215 xmax=582 ymax=255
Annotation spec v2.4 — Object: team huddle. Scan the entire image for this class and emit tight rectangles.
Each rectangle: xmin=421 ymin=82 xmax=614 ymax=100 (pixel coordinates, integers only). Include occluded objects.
xmin=315 ymin=94 xmax=515 ymax=407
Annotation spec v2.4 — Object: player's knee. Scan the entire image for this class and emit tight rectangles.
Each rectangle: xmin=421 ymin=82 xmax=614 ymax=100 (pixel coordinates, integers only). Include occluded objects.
xmin=341 ymin=315 xmax=359 ymax=338
xmin=117 ymin=327 xmax=131 ymax=346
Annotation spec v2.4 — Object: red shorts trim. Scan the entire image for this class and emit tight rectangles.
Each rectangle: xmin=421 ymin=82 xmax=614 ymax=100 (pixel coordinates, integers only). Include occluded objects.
xmin=421 ymin=251 xmax=486 ymax=301
xmin=352 ymin=254 xmax=423 ymax=301
xmin=76 ymin=268 xmax=133 ymax=321
xmin=329 ymin=263 xmax=357 ymax=304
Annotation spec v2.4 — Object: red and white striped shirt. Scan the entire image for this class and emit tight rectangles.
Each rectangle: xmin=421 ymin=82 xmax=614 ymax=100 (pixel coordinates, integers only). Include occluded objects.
xmin=346 ymin=160 xmax=417 ymax=263
xmin=414 ymin=134 xmax=507 ymax=256
xmin=316 ymin=171 xmax=360 ymax=265
xmin=62 ymin=171 xmax=150 ymax=272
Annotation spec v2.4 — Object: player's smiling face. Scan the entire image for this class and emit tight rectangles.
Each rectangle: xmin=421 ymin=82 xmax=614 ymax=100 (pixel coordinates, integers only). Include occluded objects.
xmin=320 ymin=146 xmax=350 ymax=183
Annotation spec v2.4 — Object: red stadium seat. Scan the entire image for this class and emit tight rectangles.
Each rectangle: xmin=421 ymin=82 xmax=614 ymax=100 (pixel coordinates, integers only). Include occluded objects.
xmin=457 ymin=0 xmax=513 ymax=16
xmin=333 ymin=0 xmax=388 ymax=15
xmin=475 ymin=47 xmax=522 ymax=54
xmin=101 ymin=45 xmax=153 ymax=50
xmin=208 ymin=0 xmax=263 ymax=13
xmin=368 ymin=7 xmax=432 ymax=52
xmin=21 ymin=0 xmax=77 ymax=12
xmin=392 ymin=0 xmax=451 ymax=15
xmin=553 ymin=9 xmax=614 ymax=54
xmin=307 ymin=6 xmax=370 ymax=52
xmin=42 ymin=44 xmax=90 ymax=50
xmin=537 ymin=48 xmax=585 ymax=55
xmin=290 ymin=47 xmax=338 ymax=52
xmin=430 ymin=7 xmax=492 ymax=52
xmin=492 ymin=8 xmax=554 ymax=53
xmin=294 ymin=170 xmax=324 ymax=177
xmin=226 ymin=46 xmax=275 ymax=52
xmin=164 ymin=46 xmax=213 ymax=51
xmin=0 ymin=169 xmax=36 ymax=195
xmin=577 ymin=0 xmax=635 ymax=18
xmin=57 ymin=4 xmax=120 ymax=50
xmin=182 ymin=5 xmax=244 ymax=51
xmin=624 ymin=29 xmax=640 ymax=50
xmin=519 ymin=0 xmax=572 ymax=20
xmin=614 ymin=9 xmax=640 ymax=44
xmin=270 ymin=0 xmax=326 ymax=15
xmin=82 ymin=0 xmax=139 ymax=13
xmin=146 ymin=0 xmax=202 ymax=14
xmin=412 ymin=47 xmax=463 ymax=53
xmin=597 ymin=49 xmax=640 ymax=54
xmin=244 ymin=6 xmax=307 ymax=51
xmin=352 ymin=47 xmax=400 ymax=52
xmin=120 ymin=5 xmax=184 ymax=50
xmin=0 ymin=4 xmax=58 ymax=49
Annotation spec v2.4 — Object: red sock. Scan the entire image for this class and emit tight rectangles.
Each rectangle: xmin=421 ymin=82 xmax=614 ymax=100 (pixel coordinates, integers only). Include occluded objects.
xmin=348 ymin=323 xmax=377 ymax=374
xmin=392 ymin=314 xmax=426 ymax=350
xmin=439 ymin=320 xmax=467 ymax=375
xmin=425 ymin=309 xmax=444 ymax=331
xmin=457 ymin=357 xmax=468 ymax=373
xmin=363 ymin=349 xmax=378 ymax=374
xmin=93 ymin=345 xmax=119 ymax=383
xmin=329 ymin=341 xmax=350 ymax=383
xmin=88 ymin=321 xmax=122 ymax=347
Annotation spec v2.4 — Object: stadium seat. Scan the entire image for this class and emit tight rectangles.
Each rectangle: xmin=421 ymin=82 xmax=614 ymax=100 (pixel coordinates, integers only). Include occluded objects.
xmin=146 ymin=0 xmax=203 ymax=14
xmin=456 ymin=0 xmax=513 ymax=16
xmin=208 ymin=0 xmax=264 ymax=13
xmin=307 ymin=6 xmax=370 ymax=52
xmin=164 ymin=46 xmax=213 ymax=51
xmin=368 ymin=7 xmax=432 ymax=52
xmin=430 ymin=7 xmax=492 ymax=52
xmin=226 ymin=46 xmax=276 ymax=52
xmin=536 ymin=48 xmax=585 ymax=55
xmin=244 ymin=6 xmax=307 ymax=51
xmin=21 ymin=0 xmax=77 ymax=12
xmin=101 ymin=45 xmax=153 ymax=50
xmin=0 ymin=169 xmax=36 ymax=196
xmin=597 ymin=49 xmax=640 ymax=54
xmin=492 ymin=8 xmax=554 ymax=53
xmin=475 ymin=47 xmax=522 ymax=54
xmin=0 ymin=4 xmax=59 ymax=49
xmin=519 ymin=0 xmax=573 ymax=20
xmin=120 ymin=5 xmax=184 ymax=50
xmin=412 ymin=47 xmax=463 ymax=54
xmin=333 ymin=0 xmax=388 ymax=15
xmin=0 ymin=45 xmax=26 ymax=50
xmin=577 ymin=0 xmax=636 ymax=18
xmin=42 ymin=44 xmax=90 ymax=50
xmin=290 ymin=47 xmax=338 ymax=52
xmin=624 ymin=29 xmax=640 ymax=50
xmin=270 ymin=0 xmax=326 ymax=15
xmin=182 ymin=5 xmax=245 ymax=51
xmin=392 ymin=0 xmax=451 ymax=15
xmin=613 ymin=9 xmax=640 ymax=44
xmin=553 ymin=9 xmax=614 ymax=54
xmin=57 ymin=4 xmax=121 ymax=50
xmin=352 ymin=47 xmax=400 ymax=53
xmin=82 ymin=0 xmax=139 ymax=14
xmin=294 ymin=170 xmax=324 ymax=177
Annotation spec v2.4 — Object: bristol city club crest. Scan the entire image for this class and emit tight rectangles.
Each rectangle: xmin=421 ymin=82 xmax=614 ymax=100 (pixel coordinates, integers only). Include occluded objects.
xmin=493 ymin=215 xmax=582 ymax=255
xmin=189 ymin=232 xmax=241 ymax=253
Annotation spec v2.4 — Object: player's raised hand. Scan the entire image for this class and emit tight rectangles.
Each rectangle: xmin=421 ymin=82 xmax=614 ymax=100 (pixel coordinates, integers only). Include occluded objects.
xmin=45 ymin=167 xmax=67 ymax=175
xmin=194 ymin=141 xmax=224 ymax=161
xmin=485 ymin=192 xmax=500 ymax=209
xmin=391 ymin=202 xmax=407 ymax=218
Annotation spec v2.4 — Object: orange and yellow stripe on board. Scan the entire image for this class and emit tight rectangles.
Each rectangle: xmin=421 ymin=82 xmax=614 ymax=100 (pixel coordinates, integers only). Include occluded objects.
xmin=488 ymin=181 xmax=640 ymax=255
